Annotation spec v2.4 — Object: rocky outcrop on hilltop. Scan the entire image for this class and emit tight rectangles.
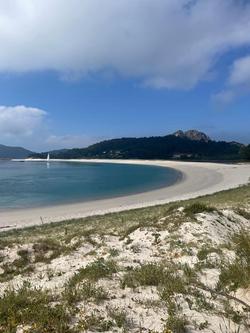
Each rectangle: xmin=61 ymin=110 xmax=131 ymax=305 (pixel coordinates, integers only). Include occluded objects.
xmin=173 ymin=129 xmax=211 ymax=142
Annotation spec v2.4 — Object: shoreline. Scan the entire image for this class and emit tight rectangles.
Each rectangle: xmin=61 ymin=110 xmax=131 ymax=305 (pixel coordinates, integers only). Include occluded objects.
xmin=0 ymin=165 xmax=184 ymax=214
xmin=1 ymin=159 xmax=250 ymax=230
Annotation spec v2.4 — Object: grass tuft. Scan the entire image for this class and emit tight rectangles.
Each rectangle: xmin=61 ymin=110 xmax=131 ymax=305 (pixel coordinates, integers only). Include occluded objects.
xmin=218 ymin=230 xmax=250 ymax=292
xmin=108 ymin=307 xmax=132 ymax=330
xmin=69 ymin=258 xmax=118 ymax=285
xmin=164 ymin=314 xmax=188 ymax=333
xmin=184 ymin=203 xmax=216 ymax=216
xmin=235 ymin=208 xmax=250 ymax=220
xmin=63 ymin=280 xmax=108 ymax=305
xmin=0 ymin=283 xmax=75 ymax=333
xmin=32 ymin=238 xmax=67 ymax=263
xmin=122 ymin=263 xmax=187 ymax=297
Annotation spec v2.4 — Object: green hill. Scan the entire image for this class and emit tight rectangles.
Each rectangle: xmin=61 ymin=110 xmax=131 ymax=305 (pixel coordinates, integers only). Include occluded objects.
xmin=31 ymin=130 xmax=247 ymax=161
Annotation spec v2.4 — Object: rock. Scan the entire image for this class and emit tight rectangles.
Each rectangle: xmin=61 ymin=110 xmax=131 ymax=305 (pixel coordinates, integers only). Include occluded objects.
xmin=173 ymin=129 xmax=211 ymax=142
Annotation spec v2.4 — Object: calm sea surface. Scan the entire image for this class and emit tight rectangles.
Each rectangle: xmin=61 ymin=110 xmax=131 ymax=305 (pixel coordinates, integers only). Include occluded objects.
xmin=0 ymin=161 xmax=181 ymax=210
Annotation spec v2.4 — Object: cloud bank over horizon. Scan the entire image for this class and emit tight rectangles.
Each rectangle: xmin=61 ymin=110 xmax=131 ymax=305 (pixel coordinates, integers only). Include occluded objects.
xmin=0 ymin=105 xmax=46 ymax=137
xmin=0 ymin=105 xmax=99 ymax=151
xmin=0 ymin=0 xmax=250 ymax=90
xmin=0 ymin=105 xmax=49 ymax=150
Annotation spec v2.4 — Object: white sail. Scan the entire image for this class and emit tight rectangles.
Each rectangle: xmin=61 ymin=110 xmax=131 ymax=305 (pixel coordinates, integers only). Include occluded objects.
xmin=47 ymin=153 xmax=50 ymax=161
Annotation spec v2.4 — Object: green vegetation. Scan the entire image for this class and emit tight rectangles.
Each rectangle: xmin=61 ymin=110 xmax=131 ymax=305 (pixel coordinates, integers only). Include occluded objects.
xmin=0 ymin=284 xmax=75 ymax=333
xmin=0 ymin=238 xmax=71 ymax=282
xmin=197 ymin=246 xmax=222 ymax=261
xmin=218 ymin=230 xmax=250 ymax=292
xmin=109 ymin=248 xmax=120 ymax=257
xmin=164 ymin=314 xmax=188 ymax=333
xmin=121 ymin=263 xmax=187 ymax=295
xmin=235 ymin=207 xmax=250 ymax=220
xmin=32 ymin=237 xmax=68 ymax=263
xmin=108 ymin=307 xmax=132 ymax=330
xmin=0 ymin=249 xmax=34 ymax=282
xmin=69 ymin=258 xmax=118 ymax=285
xmin=63 ymin=280 xmax=108 ymax=306
xmin=240 ymin=144 xmax=250 ymax=160
xmin=122 ymin=263 xmax=167 ymax=288
xmin=184 ymin=202 xmax=216 ymax=216
xmin=31 ymin=132 xmax=244 ymax=161
xmin=78 ymin=313 xmax=113 ymax=332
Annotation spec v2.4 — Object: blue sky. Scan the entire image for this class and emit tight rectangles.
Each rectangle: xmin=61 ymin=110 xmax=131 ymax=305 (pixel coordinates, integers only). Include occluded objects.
xmin=0 ymin=1 xmax=250 ymax=151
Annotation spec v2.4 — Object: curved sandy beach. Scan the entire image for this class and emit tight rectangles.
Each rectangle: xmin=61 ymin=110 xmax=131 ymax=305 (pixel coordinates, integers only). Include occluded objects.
xmin=0 ymin=159 xmax=249 ymax=230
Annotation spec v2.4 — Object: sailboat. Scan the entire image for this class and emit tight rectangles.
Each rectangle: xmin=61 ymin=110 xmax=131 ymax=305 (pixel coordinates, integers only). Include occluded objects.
xmin=46 ymin=153 xmax=50 ymax=168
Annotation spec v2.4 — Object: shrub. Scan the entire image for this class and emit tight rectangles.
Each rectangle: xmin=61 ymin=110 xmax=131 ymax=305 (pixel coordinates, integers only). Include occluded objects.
xmin=122 ymin=263 xmax=167 ymax=288
xmin=32 ymin=238 xmax=66 ymax=263
xmin=63 ymin=281 xmax=108 ymax=305
xmin=184 ymin=203 xmax=215 ymax=216
xmin=164 ymin=314 xmax=188 ymax=333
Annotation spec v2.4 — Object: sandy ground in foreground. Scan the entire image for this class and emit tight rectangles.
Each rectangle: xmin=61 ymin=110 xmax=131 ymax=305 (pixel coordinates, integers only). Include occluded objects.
xmin=0 ymin=159 xmax=249 ymax=230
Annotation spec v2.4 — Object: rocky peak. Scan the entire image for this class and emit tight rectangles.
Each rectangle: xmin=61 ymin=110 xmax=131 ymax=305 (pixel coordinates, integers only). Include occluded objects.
xmin=173 ymin=130 xmax=211 ymax=142
xmin=173 ymin=130 xmax=185 ymax=138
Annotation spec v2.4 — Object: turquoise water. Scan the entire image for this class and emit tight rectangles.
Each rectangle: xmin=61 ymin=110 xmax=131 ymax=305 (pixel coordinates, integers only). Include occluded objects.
xmin=0 ymin=161 xmax=181 ymax=210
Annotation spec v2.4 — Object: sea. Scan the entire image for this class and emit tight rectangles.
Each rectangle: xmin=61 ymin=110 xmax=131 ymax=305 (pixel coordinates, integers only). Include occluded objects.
xmin=0 ymin=161 xmax=181 ymax=210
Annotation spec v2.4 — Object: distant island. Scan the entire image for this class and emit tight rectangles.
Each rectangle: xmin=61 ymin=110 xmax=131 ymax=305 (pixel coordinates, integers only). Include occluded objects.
xmin=0 ymin=144 xmax=33 ymax=159
xmin=31 ymin=130 xmax=250 ymax=161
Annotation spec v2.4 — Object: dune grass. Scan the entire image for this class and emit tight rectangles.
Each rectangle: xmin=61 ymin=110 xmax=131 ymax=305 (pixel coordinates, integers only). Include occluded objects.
xmin=0 ymin=284 xmax=75 ymax=333
xmin=184 ymin=202 xmax=216 ymax=216
xmin=69 ymin=258 xmax=118 ymax=285
xmin=217 ymin=230 xmax=250 ymax=292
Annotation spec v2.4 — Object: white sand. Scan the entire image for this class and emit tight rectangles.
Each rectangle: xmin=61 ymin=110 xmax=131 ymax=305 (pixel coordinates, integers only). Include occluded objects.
xmin=0 ymin=159 xmax=249 ymax=230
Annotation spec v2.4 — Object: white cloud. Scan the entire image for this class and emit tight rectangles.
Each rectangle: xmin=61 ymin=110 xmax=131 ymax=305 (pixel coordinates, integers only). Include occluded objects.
xmin=0 ymin=105 xmax=98 ymax=150
xmin=213 ymin=54 xmax=250 ymax=104
xmin=0 ymin=105 xmax=47 ymax=137
xmin=211 ymin=89 xmax=236 ymax=105
xmin=0 ymin=1 xmax=250 ymax=88
xmin=229 ymin=55 xmax=250 ymax=86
